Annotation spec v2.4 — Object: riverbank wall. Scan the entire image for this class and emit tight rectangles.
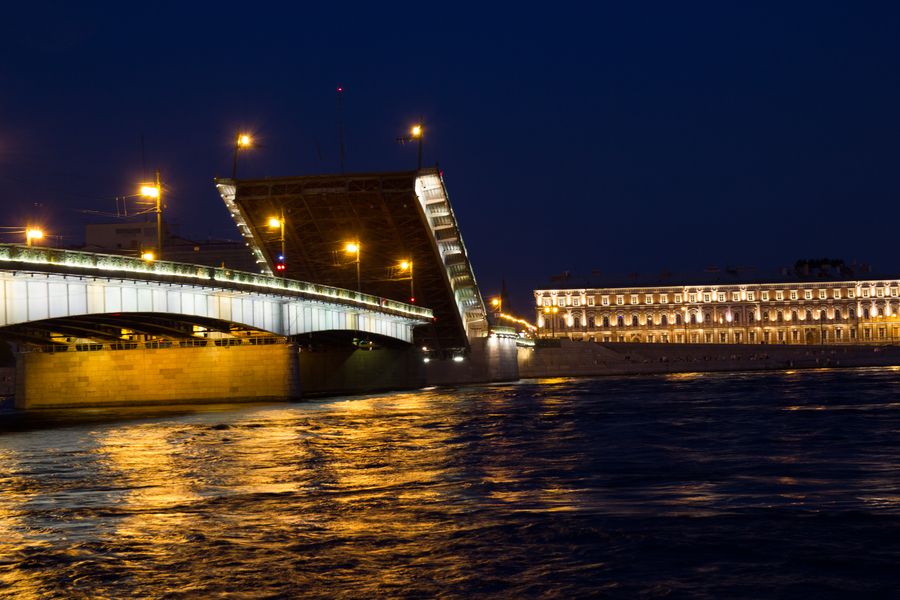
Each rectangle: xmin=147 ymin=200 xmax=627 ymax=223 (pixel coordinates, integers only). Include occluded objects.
xmin=518 ymin=340 xmax=900 ymax=378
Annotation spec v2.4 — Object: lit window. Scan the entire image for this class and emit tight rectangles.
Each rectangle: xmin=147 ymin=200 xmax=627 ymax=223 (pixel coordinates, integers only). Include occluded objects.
xmin=747 ymin=291 xmax=756 ymax=301
xmin=675 ymin=294 xmax=683 ymax=303
xmin=572 ymin=297 xmax=580 ymax=307
xmin=789 ymin=291 xmax=797 ymax=300
xmin=892 ymin=287 xmax=898 ymax=297
xmin=776 ymin=291 xmax=784 ymax=301
xmin=630 ymin=294 xmax=639 ymax=305
xmin=689 ymin=293 xmax=697 ymax=303
xmin=702 ymin=293 xmax=710 ymax=302
xmin=818 ymin=290 xmax=826 ymax=300
xmin=862 ymin=288 xmax=870 ymax=298
xmin=601 ymin=295 xmax=610 ymax=306
xmin=876 ymin=287 xmax=884 ymax=298
xmin=732 ymin=292 xmax=740 ymax=302
xmin=660 ymin=294 xmax=669 ymax=303
xmin=833 ymin=289 xmax=841 ymax=299
xmin=616 ymin=295 xmax=624 ymax=305
xmin=645 ymin=294 xmax=654 ymax=304
xmin=588 ymin=296 xmax=595 ymax=306
xmin=718 ymin=292 xmax=726 ymax=302
xmin=848 ymin=289 xmax=855 ymax=299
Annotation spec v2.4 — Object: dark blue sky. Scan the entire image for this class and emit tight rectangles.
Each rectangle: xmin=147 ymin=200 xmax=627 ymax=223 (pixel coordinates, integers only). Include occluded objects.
xmin=2 ymin=2 xmax=899 ymax=309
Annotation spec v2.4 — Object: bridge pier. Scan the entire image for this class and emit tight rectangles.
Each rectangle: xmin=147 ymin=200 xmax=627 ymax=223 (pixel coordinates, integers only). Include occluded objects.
xmin=15 ymin=343 xmax=303 ymax=409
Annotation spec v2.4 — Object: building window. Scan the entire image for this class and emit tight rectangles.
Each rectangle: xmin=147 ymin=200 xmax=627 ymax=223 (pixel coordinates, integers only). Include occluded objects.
xmin=660 ymin=294 xmax=669 ymax=304
xmin=689 ymin=293 xmax=697 ymax=303
xmin=790 ymin=290 xmax=798 ymax=300
xmin=572 ymin=298 xmax=580 ymax=307
xmin=833 ymin=289 xmax=841 ymax=299
xmin=818 ymin=290 xmax=826 ymax=300
xmin=749 ymin=331 xmax=756 ymax=343
xmin=776 ymin=291 xmax=784 ymax=301
xmin=588 ymin=296 xmax=595 ymax=306
xmin=647 ymin=334 xmax=655 ymax=343
xmin=543 ymin=297 xmax=551 ymax=306
xmin=631 ymin=315 xmax=639 ymax=326
xmin=646 ymin=314 xmax=654 ymax=326
xmin=761 ymin=291 xmax=769 ymax=301
xmin=804 ymin=290 xmax=812 ymax=300
xmin=892 ymin=287 xmax=898 ymax=297
xmin=791 ymin=330 xmax=799 ymax=342
xmin=617 ymin=315 xmax=625 ymax=327
xmin=732 ymin=291 xmax=740 ymax=302
xmin=675 ymin=314 xmax=682 ymax=325
xmin=719 ymin=332 xmax=727 ymax=343
xmin=630 ymin=295 xmax=639 ymax=305
xmin=848 ymin=289 xmax=855 ymax=299
xmin=602 ymin=316 xmax=610 ymax=327
xmin=588 ymin=316 xmax=595 ymax=328
xmin=862 ymin=288 xmax=870 ymax=298
xmin=675 ymin=294 xmax=683 ymax=303
xmin=734 ymin=313 xmax=741 ymax=323
xmin=661 ymin=314 xmax=668 ymax=326
xmin=703 ymin=293 xmax=711 ymax=303
xmin=616 ymin=295 xmax=624 ymax=305
xmin=645 ymin=294 xmax=654 ymax=304
xmin=601 ymin=296 xmax=609 ymax=306
xmin=747 ymin=291 xmax=756 ymax=301
xmin=877 ymin=287 xmax=884 ymax=298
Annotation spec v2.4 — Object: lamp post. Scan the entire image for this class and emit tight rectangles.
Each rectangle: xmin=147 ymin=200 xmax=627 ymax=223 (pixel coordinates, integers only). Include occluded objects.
xmin=345 ymin=241 xmax=361 ymax=292
xmin=139 ymin=170 xmax=163 ymax=260
xmin=398 ymin=123 xmax=424 ymax=170
xmin=267 ymin=212 xmax=286 ymax=275
xmin=232 ymin=133 xmax=253 ymax=179
xmin=543 ymin=306 xmax=559 ymax=338
xmin=25 ymin=227 xmax=44 ymax=247
xmin=399 ymin=260 xmax=414 ymax=302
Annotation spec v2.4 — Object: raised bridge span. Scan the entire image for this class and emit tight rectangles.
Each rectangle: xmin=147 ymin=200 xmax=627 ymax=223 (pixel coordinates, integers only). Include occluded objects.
xmin=0 ymin=244 xmax=432 ymax=349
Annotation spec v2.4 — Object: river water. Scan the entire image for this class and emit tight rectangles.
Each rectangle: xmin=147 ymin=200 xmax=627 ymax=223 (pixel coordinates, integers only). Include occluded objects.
xmin=1 ymin=368 xmax=899 ymax=598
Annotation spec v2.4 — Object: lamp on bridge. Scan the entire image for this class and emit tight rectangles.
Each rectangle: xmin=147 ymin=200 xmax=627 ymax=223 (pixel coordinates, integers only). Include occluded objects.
xmin=25 ymin=227 xmax=44 ymax=246
xmin=141 ymin=251 xmax=156 ymax=262
xmin=397 ymin=122 xmax=424 ymax=170
xmin=490 ymin=297 xmax=502 ymax=313
xmin=345 ymin=241 xmax=361 ymax=292
xmin=139 ymin=171 xmax=163 ymax=260
xmin=232 ymin=133 xmax=253 ymax=179
xmin=267 ymin=213 xmax=286 ymax=276
xmin=399 ymin=259 xmax=414 ymax=303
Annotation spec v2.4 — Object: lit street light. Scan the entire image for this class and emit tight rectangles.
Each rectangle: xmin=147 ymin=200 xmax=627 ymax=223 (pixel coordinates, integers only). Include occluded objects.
xmin=267 ymin=212 xmax=286 ymax=275
xmin=543 ymin=306 xmax=559 ymax=338
xmin=345 ymin=241 xmax=361 ymax=292
xmin=139 ymin=170 xmax=163 ymax=259
xmin=25 ymin=228 xmax=44 ymax=246
xmin=399 ymin=259 xmax=414 ymax=302
xmin=141 ymin=251 xmax=156 ymax=261
xmin=232 ymin=132 xmax=253 ymax=179
xmin=397 ymin=122 xmax=424 ymax=170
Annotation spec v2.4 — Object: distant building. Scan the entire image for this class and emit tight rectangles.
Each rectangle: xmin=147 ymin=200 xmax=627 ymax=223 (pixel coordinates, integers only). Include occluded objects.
xmin=83 ymin=221 xmax=258 ymax=272
xmin=534 ymin=279 xmax=900 ymax=345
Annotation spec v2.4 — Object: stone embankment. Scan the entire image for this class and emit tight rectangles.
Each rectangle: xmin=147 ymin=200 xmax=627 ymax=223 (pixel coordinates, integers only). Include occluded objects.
xmin=518 ymin=340 xmax=900 ymax=378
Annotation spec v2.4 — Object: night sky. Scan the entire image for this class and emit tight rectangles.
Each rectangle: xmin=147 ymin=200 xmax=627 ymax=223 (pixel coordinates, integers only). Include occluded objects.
xmin=3 ymin=3 xmax=900 ymax=311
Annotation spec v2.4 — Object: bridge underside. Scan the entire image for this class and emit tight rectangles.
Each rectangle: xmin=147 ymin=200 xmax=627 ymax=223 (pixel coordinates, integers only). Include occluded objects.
xmin=218 ymin=168 xmax=488 ymax=355
xmin=0 ymin=312 xmax=411 ymax=352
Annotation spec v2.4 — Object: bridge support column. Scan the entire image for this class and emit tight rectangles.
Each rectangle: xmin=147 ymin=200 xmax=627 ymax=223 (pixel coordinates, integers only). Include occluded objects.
xmin=297 ymin=346 xmax=425 ymax=397
xmin=425 ymin=335 xmax=519 ymax=386
xmin=15 ymin=343 xmax=302 ymax=409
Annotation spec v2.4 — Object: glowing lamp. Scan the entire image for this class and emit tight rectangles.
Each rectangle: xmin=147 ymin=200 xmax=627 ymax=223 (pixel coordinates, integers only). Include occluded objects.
xmin=141 ymin=251 xmax=155 ymax=261
xmin=25 ymin=228 xmax=43 ymax=242
xmin=237 ymin=134 xmax=252 ymax=148
xmin=267 ymin=217 xmax=282 ymax=229
xmin=411 ymin=125 xmax=422 ymax=138
xmin=345 ymin=242 xmax=359 ymax=254
xmin=140 ymin=185 xmax=160 ymax=198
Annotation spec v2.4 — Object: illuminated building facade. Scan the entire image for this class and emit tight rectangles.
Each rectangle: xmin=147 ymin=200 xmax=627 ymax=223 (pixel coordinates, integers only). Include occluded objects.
xmin=535 ymin=279 xmax=900 ymax=345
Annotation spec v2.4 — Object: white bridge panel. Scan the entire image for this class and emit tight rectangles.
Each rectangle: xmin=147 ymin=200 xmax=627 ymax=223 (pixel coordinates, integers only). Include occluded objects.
xmin=0 ymin=270 xmax=424 ymax=343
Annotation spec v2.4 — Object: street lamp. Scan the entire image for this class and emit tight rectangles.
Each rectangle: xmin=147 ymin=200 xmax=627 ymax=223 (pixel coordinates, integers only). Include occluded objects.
xmin=399 ymin=259 xmax=414 ymax=302
xmin=397 ymin=122 xmax=424 ymax=170
xmin=139 ymin=170 xmax=163 ymax=260
xmin=267 ymin=212 xmax=286 ymax=275
xmin=345 ymin=241 xmax=361 ymax=292
xmin=232 ymin=133 xmax=253 ymax=179
xmin=25 ymin=228 xmax=43 ymax=246
xmin=141 ymin=251 xmax=155 ymax=262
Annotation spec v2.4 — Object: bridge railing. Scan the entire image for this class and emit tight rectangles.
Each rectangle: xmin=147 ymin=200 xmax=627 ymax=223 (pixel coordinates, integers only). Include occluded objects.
xmin=0 ymin=244 xmax=432 ymax=320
